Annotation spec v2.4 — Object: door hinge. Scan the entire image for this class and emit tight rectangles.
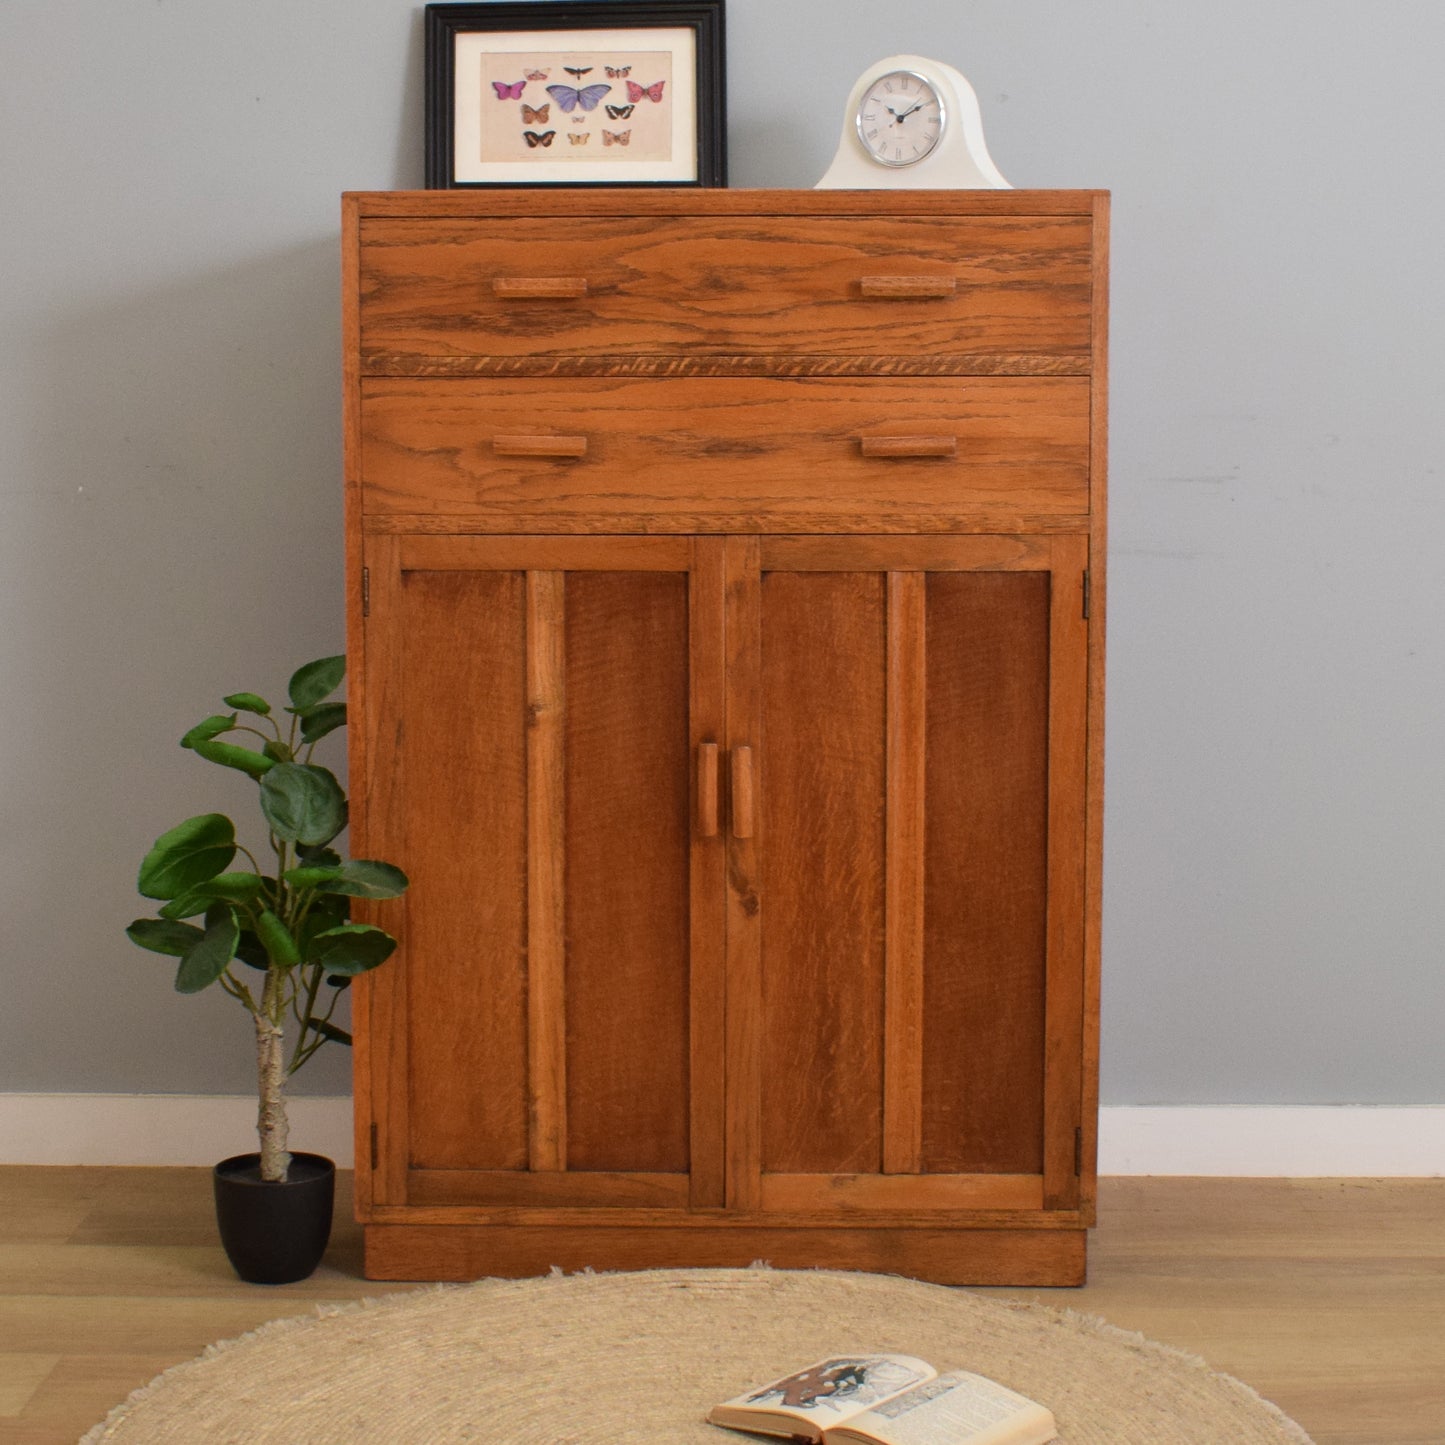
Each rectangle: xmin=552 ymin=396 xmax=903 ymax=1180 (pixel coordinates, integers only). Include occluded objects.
xmin=1074 ymin=1127 xmax=1083 ymax=1176
xmin=361 ymin=567 xmax=371 ymax=618
xmin=369 ymin=1122 xmax=379 ymax=1170
xmin=1082 ymin=570 xmax=1091 ymax=620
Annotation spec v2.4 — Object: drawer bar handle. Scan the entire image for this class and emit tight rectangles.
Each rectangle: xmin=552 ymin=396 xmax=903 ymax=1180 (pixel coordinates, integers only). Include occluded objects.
xmin=731 ymin=745 xmax=755 ymax=840
xmin=492 ymin=276 xmax=589 ymax=299
xmin=698 ymin=742 xmax=719 ymax=837
xmin=860 ymin=435 xmax=957 ymax=459
xmin=493 ymin=435 xmax=589 ymax=459
xmin=859 ymin=275 xmax=957 ymax=299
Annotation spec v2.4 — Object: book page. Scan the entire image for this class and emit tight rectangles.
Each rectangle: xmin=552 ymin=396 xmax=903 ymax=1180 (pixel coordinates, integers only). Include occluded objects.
xmin=829 ymin=1371 xmax=1056 ymax=1445
xmin=708 ymin=1355 xmax=937 ymax=1439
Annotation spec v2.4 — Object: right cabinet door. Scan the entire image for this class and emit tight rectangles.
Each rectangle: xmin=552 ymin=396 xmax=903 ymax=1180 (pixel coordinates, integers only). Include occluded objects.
xmin=725 ymin=534 xmax=1089 ymax=1218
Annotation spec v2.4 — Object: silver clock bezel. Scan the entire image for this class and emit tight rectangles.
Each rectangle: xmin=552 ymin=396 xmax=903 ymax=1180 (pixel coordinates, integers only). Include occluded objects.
xmin=855 ymin=68 xmax=947 ymax=168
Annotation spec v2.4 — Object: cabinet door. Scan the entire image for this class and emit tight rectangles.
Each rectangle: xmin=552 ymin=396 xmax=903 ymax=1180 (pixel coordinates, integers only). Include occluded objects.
xmin=724 ymin=535 xmax=1089 ymax=1216
xmin=356 ymin=535 xmax=726 ymax=1211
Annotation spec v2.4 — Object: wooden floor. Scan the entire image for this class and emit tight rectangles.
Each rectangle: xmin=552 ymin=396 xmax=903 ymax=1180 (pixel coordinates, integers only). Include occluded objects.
xmin=0 ymin=1173 xmax=1440 ymax=1443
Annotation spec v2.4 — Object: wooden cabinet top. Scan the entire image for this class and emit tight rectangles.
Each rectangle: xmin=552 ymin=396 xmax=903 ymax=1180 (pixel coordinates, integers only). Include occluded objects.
xmin=344 ymin=189 xmax=1107 ymax=219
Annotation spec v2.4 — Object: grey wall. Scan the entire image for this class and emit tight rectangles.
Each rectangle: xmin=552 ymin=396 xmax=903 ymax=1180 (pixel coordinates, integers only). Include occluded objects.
xmin=2 ymin=1 xmax=1441 ymax=1104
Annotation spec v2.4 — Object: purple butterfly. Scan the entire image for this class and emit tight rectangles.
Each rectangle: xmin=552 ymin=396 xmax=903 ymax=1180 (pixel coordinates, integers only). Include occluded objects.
xmin=492 ymin=79 xmax=526 ymax=100
xmin=546 ymin=82 xmax=611 ymax=113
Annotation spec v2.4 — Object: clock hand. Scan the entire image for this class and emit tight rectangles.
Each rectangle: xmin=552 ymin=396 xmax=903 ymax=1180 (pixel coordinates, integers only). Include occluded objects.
xmin=898 ymin=102 xmax=925 ymax=120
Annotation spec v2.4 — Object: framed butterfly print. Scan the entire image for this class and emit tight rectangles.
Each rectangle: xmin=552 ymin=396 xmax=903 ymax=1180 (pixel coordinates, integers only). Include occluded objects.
xmin=425 ymin=1 xmax=726 ymax=188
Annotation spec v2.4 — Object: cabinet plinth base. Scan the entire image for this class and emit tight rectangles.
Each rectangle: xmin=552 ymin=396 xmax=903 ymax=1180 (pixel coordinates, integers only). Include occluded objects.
xmin=362 ymin=1223 xmax=1087 ymax=1287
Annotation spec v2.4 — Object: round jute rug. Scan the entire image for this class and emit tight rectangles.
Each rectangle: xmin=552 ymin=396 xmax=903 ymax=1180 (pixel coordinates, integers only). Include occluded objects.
xmin=82 ymin=1267 xmax=1313 ymax=1443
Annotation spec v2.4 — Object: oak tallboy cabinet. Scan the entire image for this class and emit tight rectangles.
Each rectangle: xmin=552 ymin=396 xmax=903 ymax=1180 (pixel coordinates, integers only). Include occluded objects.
xmin=342 ymin=189 xmax=1107 ymax=1286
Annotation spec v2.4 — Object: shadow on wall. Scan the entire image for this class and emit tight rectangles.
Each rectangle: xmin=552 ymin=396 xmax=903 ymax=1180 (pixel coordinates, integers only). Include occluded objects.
xmin=5 ymin=238 xmax=358 ymax=1096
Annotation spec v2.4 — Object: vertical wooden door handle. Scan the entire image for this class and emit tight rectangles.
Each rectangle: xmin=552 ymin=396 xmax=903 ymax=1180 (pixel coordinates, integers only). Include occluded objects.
xmin=731 ymin=745 xmax=755 ymax=839
xmin=697 ymin=742 xmax=719 ymax=837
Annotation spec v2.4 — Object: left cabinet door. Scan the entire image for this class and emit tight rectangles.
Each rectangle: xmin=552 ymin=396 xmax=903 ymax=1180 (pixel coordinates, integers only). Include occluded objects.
xmin=354 ymin=534 xmax=727 ymax=1214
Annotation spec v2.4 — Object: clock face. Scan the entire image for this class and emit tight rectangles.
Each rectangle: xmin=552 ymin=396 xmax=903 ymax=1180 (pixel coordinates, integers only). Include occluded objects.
xmin=855 ymin=69 xmax=945 ymax=168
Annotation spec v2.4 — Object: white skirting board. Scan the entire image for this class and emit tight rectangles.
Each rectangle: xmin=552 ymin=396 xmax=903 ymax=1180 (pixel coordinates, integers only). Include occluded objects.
xmin=0 ymin=1097 xmax=1443 ymax=1174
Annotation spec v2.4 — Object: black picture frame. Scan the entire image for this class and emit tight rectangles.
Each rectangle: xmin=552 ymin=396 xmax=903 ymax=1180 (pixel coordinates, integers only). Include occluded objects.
xmin=424 ymin=1 xmax=726 ymax=188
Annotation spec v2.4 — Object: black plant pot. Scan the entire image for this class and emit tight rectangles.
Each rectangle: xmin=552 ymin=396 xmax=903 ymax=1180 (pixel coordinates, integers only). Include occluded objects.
xmin=212 ymin=1151 xmax=335 ymax=1284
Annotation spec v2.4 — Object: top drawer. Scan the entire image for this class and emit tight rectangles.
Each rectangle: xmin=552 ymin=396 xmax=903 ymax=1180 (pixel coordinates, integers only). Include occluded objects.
xmin=357 ymin=215 xmax=1092 ymax=366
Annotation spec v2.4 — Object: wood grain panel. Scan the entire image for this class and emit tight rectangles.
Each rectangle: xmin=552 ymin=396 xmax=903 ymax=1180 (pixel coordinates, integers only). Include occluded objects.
xmin=356 ymin=536 xmax=406 ymax=1210
xmin=759 ymin=1172 xmax=1043 ymax=1213
xmin=1043 ymin=535 xmax=1090 ymax=1210
xmin=723 ymin=537 xmax=762 ymax=1211
xmin=759 ymin=571 xmax=887 ymax=1175
xmin=359 ymin=376 xmax=1090 ymax=525
xmin=363 ymin=1223 xmax=1085 ymax=1286
xmin=883 ymin=572 xmax=925 ymax=1174
xmin=922 ymin=571 xmax=1050 ymax=1175
xmin=401 ymin=568 xmax=529 ymax=1172
xmin=409 ymin=1171 xmax=688 ymax=1210
xmin=761 ymin=535 xmax=1053 ymax=572
xmin=688 ymin=539 xmax=728 ymax=1208
xmin=563 ymin=571 xmax=691 ymax=1173
xmin=362 ymin=352 xmax=1091 ymax=379
xmin=359 ymin=216 xmax=1091 ymax=359
xmin=525 ymin=572 xmax=566 ymax=1172
xmin=352 ymin=189 xmax=1103 ymax=218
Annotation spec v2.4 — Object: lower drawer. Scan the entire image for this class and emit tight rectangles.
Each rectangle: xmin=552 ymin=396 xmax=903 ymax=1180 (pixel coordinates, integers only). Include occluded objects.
xmin=359 ymin=376 xmax=1090 ymax=527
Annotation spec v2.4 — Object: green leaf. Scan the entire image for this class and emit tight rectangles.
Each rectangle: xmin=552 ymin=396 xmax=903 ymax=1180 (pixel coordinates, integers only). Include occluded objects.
xmin=137 ymin=814 xmax=237 ymax=900
xmin=296 ymin=845 xmax=342 ymax=868
xmin=180 ymin=713 xmax=237 ymax=749
xmin=158 ymin=887 xmax=210 ymax=920
xmin=300 ymin=702 xmax=347 ymax=745
xmin=288 ymin=655 xmax=346 ymax=712
xmin=255 ymin=908 xmax=300 ymax=967
xmin=319 ymin=859 xmax=409 ymax=900
xmin=263 ymin=739 xmax=293 ymax=764
xmin=126 ymin=918 xmax=206 ymax=957
xmin=308 ymin=1020 xmax=353 ymax=1046
xmin=325 ymin=973 xmax=352 ymax=990
xmin=223 ymin=692 xmax=271 ymax=716
xmin=311 ymin=923 xmax=397 ymax=976
xmin=174 ymin=909 xmax=240 ymax=994
xmin=259 ymin=763 xmax=347 ymax=846
xmin=233 ymin=926 xmax=269 ymax=971
xmin=282 ymin=864 xmax=342 ymax=890
xmin=190 ymin=739 xmax=275 ymax=779
xmin=203 ymin=872 xmax=266 ymax=902
xmin=299 ymin=897 xmax=350 ymax=956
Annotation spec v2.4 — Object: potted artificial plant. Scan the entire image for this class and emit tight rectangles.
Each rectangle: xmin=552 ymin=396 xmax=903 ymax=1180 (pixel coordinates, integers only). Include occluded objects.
xmin=126 ymin=656 xmax=407 ymax=1283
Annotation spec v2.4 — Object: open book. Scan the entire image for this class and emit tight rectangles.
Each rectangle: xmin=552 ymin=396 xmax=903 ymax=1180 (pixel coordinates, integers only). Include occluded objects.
xmin=707 ymin=1354 xmax=1056 ymax=1445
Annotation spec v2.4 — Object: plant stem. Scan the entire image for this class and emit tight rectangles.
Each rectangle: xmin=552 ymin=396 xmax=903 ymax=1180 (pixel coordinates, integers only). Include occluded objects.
xmin=254 ymin=966 xmax=290 ymax=1182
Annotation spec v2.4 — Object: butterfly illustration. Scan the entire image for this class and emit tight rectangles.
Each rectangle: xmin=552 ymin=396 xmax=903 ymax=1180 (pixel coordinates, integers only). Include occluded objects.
xmin=492 ymin=79 xmax=526 ymax=100
xmin=605 ymin=104 xmax=635 ymax=119
xmin=546 ymin=82 xmax=611 ymax=113
xmin=626 ymin=79 xmax=666 ymax=103
xmin=525 ymin=69 xmax=548 ymax=81
xmin=521 ymin=103 xmax=550 ymax=124
xmin=523 ymin=130 xmax=556 ymax=148
xmin=568 ymin=131 xmax=590 ymax=145
xmin=563 ymin=66 xmax=593 ymax=78
xmin=571 ymin=115 xmax=587 ymax=124
xmin=603 ymin=129 xmax=631 ymax=146
xmin=606 ymin=65 xmax=632 ymax=78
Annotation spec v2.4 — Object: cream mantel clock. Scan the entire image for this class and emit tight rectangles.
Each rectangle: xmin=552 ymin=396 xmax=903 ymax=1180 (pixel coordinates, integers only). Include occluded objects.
xmin=815 ymin=54 xmax=1011 ymax=189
